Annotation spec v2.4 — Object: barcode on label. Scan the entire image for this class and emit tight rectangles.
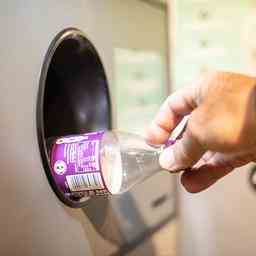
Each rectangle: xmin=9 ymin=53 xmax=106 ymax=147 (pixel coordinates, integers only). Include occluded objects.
xmin=66 ymin=173 xmax=104 ymax=192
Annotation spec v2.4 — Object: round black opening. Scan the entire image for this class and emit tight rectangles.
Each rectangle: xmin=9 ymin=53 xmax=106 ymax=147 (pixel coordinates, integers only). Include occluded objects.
xmin=37 ymin=28 xmax=111 ymax=208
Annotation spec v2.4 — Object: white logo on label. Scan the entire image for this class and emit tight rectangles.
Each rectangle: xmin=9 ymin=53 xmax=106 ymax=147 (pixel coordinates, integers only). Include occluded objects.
xmin=54 ymin=160 xmax=67 ymax=175
xmin=56 ymin=136 xmax=88 ymax=144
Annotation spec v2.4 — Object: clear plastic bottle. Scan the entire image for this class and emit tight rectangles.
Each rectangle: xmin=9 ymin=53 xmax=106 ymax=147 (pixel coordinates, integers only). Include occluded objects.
xmin=49 ymin=116 xmax=188 ymax=197
xmin=100 ymin=131 xmax=167 ymax=194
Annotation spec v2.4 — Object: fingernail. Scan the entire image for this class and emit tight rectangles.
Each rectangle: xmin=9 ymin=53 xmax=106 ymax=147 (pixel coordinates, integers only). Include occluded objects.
xmin=159 ymin=148 xmax=177 ymax=171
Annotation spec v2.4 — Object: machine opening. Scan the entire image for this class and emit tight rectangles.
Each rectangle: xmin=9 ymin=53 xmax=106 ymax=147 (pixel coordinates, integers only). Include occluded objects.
xmin=37 ymin=28 xmax=111 ymax=208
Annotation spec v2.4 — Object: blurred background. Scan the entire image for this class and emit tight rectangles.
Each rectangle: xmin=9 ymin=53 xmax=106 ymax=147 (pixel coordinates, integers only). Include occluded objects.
xmin=2 ymin=0 xmax=256 ymax=255
xmin=111 ymin=0 xmax=256 ymax=255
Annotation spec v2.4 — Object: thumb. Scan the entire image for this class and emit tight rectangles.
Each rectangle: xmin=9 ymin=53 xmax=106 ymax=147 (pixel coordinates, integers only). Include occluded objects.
xmin=159 ymin=129 xmax=205 ymax=172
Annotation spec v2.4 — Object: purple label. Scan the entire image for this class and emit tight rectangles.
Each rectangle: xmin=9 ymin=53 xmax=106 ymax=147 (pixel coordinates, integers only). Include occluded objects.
xmin=165 ymin=139 xmax=175 ymax=147
xmin=50 ymin=131 xmax=109 ymax=198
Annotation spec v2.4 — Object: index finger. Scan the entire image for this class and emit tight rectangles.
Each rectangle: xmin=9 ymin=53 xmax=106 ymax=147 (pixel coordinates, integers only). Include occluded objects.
xmin=146 ymin=85 xmax=198 ymax=144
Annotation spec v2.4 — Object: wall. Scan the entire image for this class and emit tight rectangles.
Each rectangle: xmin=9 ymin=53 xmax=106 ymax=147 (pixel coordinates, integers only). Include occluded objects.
xmin=168 ymin=1 xmax=256 ymax=255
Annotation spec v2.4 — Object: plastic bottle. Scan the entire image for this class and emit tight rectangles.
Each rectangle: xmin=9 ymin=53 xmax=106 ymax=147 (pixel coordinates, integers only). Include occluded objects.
xmin=49 ymin=117 xmax=188 ymax=198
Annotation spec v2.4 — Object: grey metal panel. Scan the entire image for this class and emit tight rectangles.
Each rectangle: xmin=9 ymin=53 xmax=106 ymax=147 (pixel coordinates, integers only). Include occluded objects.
xmin=0 ymin=1 xmax=172 ymax=255
xmin=0 ymin=1 xmax=114 ymax=255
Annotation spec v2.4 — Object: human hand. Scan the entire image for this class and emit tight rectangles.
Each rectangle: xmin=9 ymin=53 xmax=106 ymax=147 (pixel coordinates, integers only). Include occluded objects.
xmin=146 ymin=72 xmax=256 ymax=192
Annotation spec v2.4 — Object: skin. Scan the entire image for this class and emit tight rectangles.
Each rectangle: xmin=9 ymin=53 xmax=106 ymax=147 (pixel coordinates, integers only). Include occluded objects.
xmin=146 ymin=71 xmax=256 ymax=193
